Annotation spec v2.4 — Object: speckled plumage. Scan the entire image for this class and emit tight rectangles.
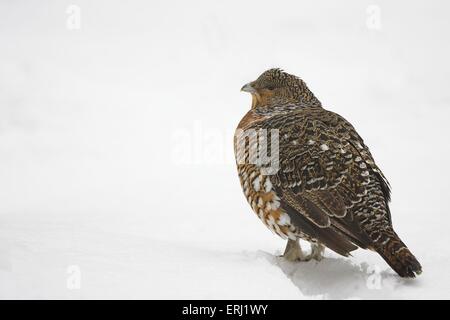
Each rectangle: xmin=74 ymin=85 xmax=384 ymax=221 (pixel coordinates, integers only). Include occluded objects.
xmin=234 ymin=69 xmax=422 ymax=277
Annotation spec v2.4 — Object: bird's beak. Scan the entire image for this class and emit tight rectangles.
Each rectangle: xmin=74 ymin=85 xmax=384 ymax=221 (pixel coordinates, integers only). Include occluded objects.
xmin=241 ymin=82 xmax=256 ymax=93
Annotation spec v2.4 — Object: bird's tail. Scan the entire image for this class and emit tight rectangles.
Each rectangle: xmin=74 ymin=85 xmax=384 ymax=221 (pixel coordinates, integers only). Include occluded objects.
xmin=375 ymin=232 xmax=422 ymax=278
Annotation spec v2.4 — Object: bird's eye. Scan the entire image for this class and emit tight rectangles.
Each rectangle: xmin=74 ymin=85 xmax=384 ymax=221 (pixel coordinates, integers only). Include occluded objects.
xmin=266 ymin=85 xmax=275 ymax=90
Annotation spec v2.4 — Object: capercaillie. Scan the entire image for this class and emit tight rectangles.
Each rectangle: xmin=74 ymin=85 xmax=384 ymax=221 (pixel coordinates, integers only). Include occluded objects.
xmin=234 ymin=68 xmax=422 ymax=278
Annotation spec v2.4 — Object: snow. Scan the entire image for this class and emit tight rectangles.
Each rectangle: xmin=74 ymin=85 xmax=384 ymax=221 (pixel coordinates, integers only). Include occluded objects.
xmin=1 ymin=215 xmax=448 ymax=299
xmin=1 ymin=0 xmax=450 ymax=299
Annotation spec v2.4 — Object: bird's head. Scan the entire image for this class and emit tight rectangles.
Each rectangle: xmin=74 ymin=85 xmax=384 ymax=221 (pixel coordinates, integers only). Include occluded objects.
xmin=241 ymin=68 xmax=321 ymax=108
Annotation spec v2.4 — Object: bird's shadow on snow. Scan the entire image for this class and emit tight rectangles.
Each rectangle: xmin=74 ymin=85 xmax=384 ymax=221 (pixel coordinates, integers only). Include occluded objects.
xmin=254 ymin=250 xmax=420 ymax=299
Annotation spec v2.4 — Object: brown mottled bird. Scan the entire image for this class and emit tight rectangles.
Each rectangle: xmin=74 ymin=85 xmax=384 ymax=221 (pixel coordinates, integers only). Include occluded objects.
xmin=234 ymin=68 xmax=422 ymax=277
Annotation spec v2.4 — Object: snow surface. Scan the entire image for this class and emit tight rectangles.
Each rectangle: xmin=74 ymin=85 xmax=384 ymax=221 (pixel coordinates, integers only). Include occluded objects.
xmin=1 ymin=0 xmax=450 ymax=299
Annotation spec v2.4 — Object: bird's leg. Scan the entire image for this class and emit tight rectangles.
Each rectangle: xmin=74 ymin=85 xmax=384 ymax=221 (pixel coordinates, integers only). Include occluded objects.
xmin=282 ymin=238 xmax=311 ymax=261
xmin=308 ymin=243 xmax=325 ymax=261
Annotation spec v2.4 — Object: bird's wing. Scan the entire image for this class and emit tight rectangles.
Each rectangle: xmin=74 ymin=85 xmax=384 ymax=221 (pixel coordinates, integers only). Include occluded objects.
xmin=261 ymin=108 xmax=390 ymax=251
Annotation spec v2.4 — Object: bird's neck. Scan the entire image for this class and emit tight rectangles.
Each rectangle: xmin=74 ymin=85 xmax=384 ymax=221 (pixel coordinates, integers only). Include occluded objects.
xmin=251 ymin=81 xmax=322 ymax=110
xmin=252 ymin=93 xmax=322 ymax=113
xmin=291 ymin=80 xmax=322 ymax=107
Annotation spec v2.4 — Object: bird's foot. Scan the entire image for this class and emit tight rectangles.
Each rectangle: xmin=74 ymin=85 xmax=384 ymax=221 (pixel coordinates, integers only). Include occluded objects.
xmin=281 ymin=238 xmax=312 ymax=262
xmin=307 ymin=243 xmax=325 ymax=261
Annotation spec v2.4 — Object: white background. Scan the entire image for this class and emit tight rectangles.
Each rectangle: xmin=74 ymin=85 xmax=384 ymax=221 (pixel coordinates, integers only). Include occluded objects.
xmin=0 ymin=0 xmax=449 ymax=299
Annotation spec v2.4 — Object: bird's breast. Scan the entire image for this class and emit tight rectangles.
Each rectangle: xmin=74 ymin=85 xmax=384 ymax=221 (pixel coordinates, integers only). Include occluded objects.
xmin=237 ymin=164 xmax=297 ymax=240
